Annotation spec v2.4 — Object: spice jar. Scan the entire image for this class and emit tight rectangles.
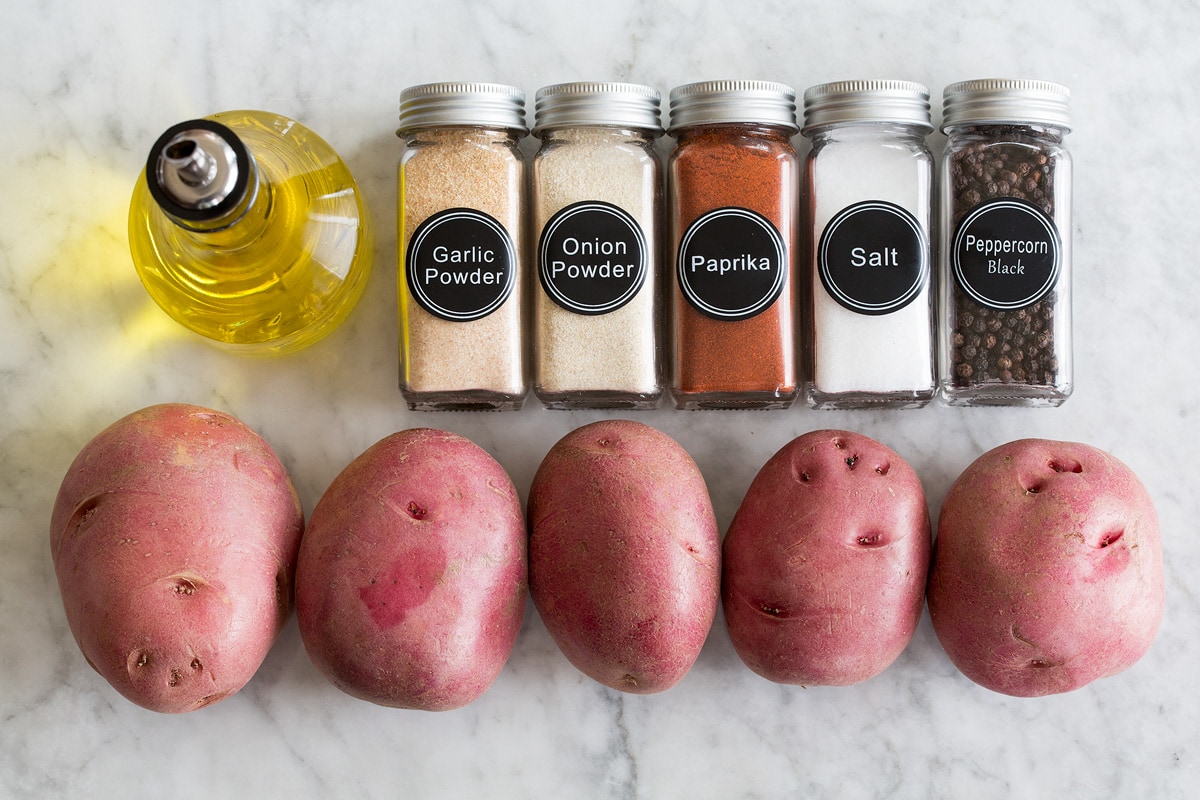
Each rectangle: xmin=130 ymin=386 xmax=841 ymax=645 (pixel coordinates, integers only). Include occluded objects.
xmin=397 ymin=82 xmax=529 ymax=411
xmin=801 ymin=80 xmax=935 ymax=409
xmin=667 ymin=80 xmax=800 ymax=409
xmin=530 ymin=82 xmax=664 ymax=409
xmin=938 ymin=79 xmax=1073 ymax=406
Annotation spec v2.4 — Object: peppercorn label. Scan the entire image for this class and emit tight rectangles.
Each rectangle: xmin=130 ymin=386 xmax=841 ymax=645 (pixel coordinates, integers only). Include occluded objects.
xmin=818 ymin=201 xmax=928 ymax=316
xmin=406 ymin=208 xmax=517 ymax=322
xmin=537 ymin=201 xmax=648 ymax=316
xmin=952 ymin=199 xmax=1061 ymax=310
xmin=676 ymin=207 xmax=787 ymax=321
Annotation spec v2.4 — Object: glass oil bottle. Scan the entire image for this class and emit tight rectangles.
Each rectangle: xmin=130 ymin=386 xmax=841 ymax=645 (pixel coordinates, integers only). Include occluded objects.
xmin=128 ymin=110 xmax=373 ymax=354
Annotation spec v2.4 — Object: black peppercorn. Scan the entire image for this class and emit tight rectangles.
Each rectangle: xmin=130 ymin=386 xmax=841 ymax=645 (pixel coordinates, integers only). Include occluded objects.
xmin=940 ymin=80 xmax=1072 ymax=405
xmin=946 ymin=138 xmax=1062 ymax=391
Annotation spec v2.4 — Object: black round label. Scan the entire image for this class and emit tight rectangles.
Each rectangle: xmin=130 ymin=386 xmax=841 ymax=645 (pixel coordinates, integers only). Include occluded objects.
xmin=952 ymin=199 xmax=1062 ymax=310
xmin=405 ymin=208 xmax=516 ymax=322
xmin=676 ymin=207 xmax=786 ymax=321
xmin=538 ymin=201 xmax=647 ymax=315
xmin=818 ymin=201 xmax=928 ymax=316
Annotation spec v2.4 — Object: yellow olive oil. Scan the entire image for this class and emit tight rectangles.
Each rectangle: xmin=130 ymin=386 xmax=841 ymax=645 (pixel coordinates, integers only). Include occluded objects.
xmin=128 ymin=110 xmax=372 ymax=354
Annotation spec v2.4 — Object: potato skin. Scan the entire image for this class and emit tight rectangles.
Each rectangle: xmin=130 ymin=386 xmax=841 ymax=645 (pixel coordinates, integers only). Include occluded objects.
xmin=49 ymin=403 xmax=303 ymax=713
xmin=722 ymin=430 xmax=931 ymax=686
xmin=928 ymin=439 xmax=1164 ymax=697
xmin=528 ymin=420 xmax=719 ymax=694
xmin=295 ymin=428 xmax=526 ymax=710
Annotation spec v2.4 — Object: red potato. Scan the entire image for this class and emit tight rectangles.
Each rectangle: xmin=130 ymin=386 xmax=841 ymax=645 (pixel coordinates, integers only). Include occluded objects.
xmin=49 ymin=403 xmax=303 ymax=713
xmin=722 ymin=430 xmax=931 ymax=686
xmin=295 ymin=428 xmax=526 ymax=710
xmin=528 ymin=420 xmax=720 ymax=694
xmin=928 ymin=439 xmax=1164 ymax=697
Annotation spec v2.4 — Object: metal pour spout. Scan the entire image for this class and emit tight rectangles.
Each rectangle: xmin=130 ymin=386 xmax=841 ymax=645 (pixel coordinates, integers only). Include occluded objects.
xmin=151 ymin=125 xmax=243 ymax=214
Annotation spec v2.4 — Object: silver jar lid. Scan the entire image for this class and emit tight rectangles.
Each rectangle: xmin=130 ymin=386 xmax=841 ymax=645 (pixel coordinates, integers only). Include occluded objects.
xmin=398 ymin=82 xmax=528 ymax=133
xmin=667 ymin=80 xmax=799 ymax=133
xmin=942 ymin=78 xmax=1071 ymax=131
xmin=532 ymin=82 xmax=662 ymax=135
xmin=801 ymin=80 xmax=933 ymax=134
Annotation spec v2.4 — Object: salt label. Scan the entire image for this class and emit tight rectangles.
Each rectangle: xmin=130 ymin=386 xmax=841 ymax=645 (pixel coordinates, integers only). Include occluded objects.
xmin=818 ymin=200 xmax=928 ymax=316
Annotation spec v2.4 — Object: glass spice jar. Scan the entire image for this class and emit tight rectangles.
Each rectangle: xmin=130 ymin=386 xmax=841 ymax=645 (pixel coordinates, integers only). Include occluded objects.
xmin=938 ymin=79 xmax=1073 ymax=406
xmin=802 ymin=80 xmax=936 ymax=409
xmin=667 ymin=80 xmax=801 ymax=410
xmin=530 ymin=82 xmax=664 ymax=409
xmin=397 ymin=82 xmax=529 ymax=411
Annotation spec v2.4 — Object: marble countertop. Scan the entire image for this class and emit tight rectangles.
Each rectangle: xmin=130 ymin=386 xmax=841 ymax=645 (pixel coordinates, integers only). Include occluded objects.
xmin=3 ymin=1 xmax=1197 ymax=797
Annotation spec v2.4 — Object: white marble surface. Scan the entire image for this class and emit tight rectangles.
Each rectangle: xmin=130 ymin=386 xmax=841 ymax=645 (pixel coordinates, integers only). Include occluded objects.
xmin=2 ymin=1 xmax=1197 ymax=797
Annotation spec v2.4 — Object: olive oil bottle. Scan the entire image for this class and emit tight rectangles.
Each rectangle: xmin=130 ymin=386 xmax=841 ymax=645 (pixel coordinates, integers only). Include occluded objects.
xmin=129 ymin=110 xmax=372 ymax=354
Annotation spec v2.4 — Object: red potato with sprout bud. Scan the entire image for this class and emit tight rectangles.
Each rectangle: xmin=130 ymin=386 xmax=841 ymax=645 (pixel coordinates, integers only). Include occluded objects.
xmin=49 ymin=403 xmax=304 ymax=713
xmin=528 ymin=420 xmax=720 ymax=694
xmin=722 ymin=430 xmax=931 ymax=686
xmin=928 ymin=439 xmax=1164 ymax=697
xmin=295 ymin=428 xmax=526 ymax=711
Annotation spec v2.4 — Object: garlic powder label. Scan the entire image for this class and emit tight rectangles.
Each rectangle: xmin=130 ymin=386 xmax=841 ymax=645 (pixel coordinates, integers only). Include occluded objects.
xmin=406 ymin=208 xmax=517 ymax=322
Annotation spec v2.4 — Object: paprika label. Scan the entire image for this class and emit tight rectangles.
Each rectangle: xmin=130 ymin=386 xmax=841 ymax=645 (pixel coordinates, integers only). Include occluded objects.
xmin=676 ymin=207 xmax=787 ymax=321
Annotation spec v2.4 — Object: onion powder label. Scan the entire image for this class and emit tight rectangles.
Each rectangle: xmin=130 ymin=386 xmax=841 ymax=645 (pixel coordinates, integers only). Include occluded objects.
xmin=537 ymin=201 xmax=648 ymax=316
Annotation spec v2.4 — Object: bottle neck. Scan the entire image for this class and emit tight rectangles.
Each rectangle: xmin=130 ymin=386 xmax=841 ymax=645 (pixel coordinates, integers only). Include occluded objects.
xmin=165 ymin=155 xmax=262 ymax=231
xmin=160 ymin=157 xmax=275 ymax=254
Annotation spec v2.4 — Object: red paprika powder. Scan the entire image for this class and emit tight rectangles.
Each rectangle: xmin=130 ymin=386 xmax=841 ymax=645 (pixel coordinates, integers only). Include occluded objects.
xmin=667 ymin=81 xmax=800 ymax=409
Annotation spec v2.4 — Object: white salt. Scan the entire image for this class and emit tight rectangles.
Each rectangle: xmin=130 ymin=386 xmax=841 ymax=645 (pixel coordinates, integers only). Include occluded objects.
xmin=806 ymin=126 xmax=934 ymax=404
